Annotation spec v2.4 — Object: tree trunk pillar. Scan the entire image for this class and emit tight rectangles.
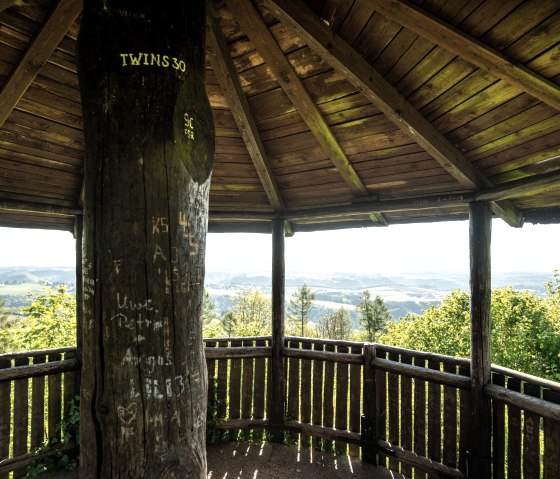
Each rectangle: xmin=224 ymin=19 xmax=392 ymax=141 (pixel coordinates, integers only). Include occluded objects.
xmin=469 ymin=201 xmax=492 ymax=479
xmin=77 ymin=1 xmax=214 ymax=477
xmin=270 ymin=219 xmax=286 ymax=442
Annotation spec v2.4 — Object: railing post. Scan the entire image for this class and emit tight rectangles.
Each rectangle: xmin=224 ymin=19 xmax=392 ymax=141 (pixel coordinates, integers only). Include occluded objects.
xmin=270 ymin=219 xmax=286 ymax=442
xmin=469 ymin=201 xmax=492 ymax=478
xmin=361 ymin=343 xmax=377 ymax=464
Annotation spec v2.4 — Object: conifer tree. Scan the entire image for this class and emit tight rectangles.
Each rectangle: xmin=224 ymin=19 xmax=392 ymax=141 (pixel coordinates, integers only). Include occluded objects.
xmin=287 ymin=284 xmax=316 ymax=336
xmin=357 ymin=290 xmax=391 ymax=341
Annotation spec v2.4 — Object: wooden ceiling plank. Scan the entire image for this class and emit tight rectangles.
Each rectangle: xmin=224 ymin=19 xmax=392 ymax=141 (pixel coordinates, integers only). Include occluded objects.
xmin=264 ymin=0 xmax=523 ymax=227
xmin=225 ymin=0 xmax=369 ymax=197
xmin=0 ymin=0 xmax=82 ymax=129
xmin=371 ymin=0 xmax=560 ymax=112
xmin=207 ymin=8 xmax=285 ymax=212
xmin=0 ymin=0 xmax=17 ymax=13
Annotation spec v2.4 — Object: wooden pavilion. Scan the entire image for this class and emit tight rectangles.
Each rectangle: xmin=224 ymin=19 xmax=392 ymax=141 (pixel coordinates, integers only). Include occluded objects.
xmin=0 ymin=0 xmax=560 ymax=478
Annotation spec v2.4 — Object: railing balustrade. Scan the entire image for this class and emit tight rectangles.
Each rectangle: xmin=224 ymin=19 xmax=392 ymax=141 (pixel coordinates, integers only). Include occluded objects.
xmin=0 ymin=348 xmax=79 ymax=478
xmin=1 ymin=339 xmax=559 ymax=478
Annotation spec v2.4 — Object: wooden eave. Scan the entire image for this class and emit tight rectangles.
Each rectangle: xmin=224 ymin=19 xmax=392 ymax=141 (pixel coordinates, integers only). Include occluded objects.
xmin=0 ymin=0 xmax=559 ymax=233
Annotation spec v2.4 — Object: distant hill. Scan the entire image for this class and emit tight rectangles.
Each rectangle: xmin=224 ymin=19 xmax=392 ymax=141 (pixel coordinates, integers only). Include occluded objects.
xmin=0 ymin=266 xmax=554 ymax=320
xmin=0 ymin=267 xmax=76 ymax=308
xmin=0 ymin=267 xmax=75 ymax=285
xmin=205 ymin=270 xmax=554 ymax=321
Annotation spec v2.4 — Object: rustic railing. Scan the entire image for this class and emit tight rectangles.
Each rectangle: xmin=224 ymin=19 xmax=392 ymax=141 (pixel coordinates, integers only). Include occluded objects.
xmin=0 ymin=347 xmax=79 ymax=478
xmin=2 ymin=339 xmax=560 ymax=478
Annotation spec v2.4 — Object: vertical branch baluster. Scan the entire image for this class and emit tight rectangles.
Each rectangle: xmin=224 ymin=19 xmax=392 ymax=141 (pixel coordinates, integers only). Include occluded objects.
xmin=458 ymin=364 xmax=472 ymax=474
xmin=362 ymin=344 xmax=376 ymax=464
xmin=13 ymin=356 xmax=29 ymax=478
xmin=31 ymin=355 xmax=46 ymax=450
xmin=242 ymin=339 xmax=254 ymax=437
xmin=0 ymin=358 xmax=12 ymax=479
xmin=47 ymin=353 xmax=62 ymax=443
xmin=300 ymin=340 xmax=312 ymax=447
xmin=543 ymin=389 xmax=560 ymax=479
xmin=507 ymin=377 xmax=522 ymax=479
xmin=312 ymin=341 xmax=324 ymax=451
xmin=492 ymin=373 xmax=506 ymax=479
xmin=323 ymin=343 xmax=335 ymax=452
xmin=348 ymin=344 xmax=361 ymax=457
xmin=229 ymin=340 xmax=242 ymax=439
xmin=217 ymin=341 xmax=228 ymax=420
xmin=253 ymin=339 xmax=266 ymax=441
xmin=400 ymin=354 xmax=413 ymax=477
xmin=413 ymin=355 xmax=427 ymax=479
xmin=387 ymin=351 xmax=400 ymax=473
xmin=428 ymin=359 xmax=442 ymax=473
xmin=287 ymin=339 xmax=300 ymax=443
xmin=335 ymin=345 xmax=349 ymax=455
xmin=376 ymin=349 xmax=387 ymax=467
xmin=443 ymin=362 xmax=458 ymax=470
xmin=523 ymin=382 xmax=541 ymax=478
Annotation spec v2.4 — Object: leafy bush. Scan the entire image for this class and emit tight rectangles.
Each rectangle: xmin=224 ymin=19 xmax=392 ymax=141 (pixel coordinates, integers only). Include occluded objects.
xmin=27 ymin=396 xmax=80 ymax=477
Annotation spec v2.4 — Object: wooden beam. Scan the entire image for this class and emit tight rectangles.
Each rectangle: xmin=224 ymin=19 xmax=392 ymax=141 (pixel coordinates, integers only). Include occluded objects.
xmin=469 ymin=201 xmax=492 ymax=479
xmin=207 ymin=7 xmax=285 ymax=211
xmin=263 ymin=0 xmax=523 ymax=227
xmin=476 ymin=169 xmax=560 ymax=202
xmin=270 ymin=219 xmax=286 ymax=442
xmin=225 ymin=0 xmax=369 ymax=197
xmin=0 ymin=0 xmax=82 ymax=128
xmin=0 ymin=198 xmax=82 ymax=216
xmin=371 ymin=0 xmax=560 ymax=112
xmin=284 ymin=192 xmax=474 ymax=221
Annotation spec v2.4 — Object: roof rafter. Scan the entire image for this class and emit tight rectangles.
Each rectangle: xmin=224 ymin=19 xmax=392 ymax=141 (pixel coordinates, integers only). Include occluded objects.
xmin=371 ymin=0 xmax=560 ymax=112
xmin=225 ymin=0 xmax=370 ymax=198
xmin=0 ymin=0 xmax=82 ymax=129
xmin=263 ymin=0 xmax=523 ymax=227
xmin=207 ymin=7 xmax=285 ymax=212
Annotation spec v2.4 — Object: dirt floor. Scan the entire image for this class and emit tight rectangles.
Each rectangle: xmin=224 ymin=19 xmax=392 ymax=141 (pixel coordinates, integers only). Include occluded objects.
xmin=207 ymin=442 xmax=399 ymax=479
xmin=40 ymin=442 xmax=397 ymax=478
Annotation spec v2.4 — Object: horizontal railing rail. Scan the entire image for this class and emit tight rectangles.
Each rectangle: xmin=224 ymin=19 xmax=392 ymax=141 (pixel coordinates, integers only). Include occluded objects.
xmin=2 ymin=339 xmax=560 ymax=478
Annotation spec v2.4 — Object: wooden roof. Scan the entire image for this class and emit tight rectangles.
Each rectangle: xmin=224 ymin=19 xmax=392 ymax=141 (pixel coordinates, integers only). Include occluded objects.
xmin=0 ymin=0 xmax=559 ymax=233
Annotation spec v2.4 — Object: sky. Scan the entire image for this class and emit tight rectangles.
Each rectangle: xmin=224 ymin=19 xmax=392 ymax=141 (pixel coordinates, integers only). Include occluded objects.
xmin=1 ymin=220 xmax=559 ymax=274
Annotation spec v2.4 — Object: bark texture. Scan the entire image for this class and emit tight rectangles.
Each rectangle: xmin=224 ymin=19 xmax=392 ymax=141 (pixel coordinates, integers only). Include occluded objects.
xmin=77 ymin=1 xmax=214 ymax=477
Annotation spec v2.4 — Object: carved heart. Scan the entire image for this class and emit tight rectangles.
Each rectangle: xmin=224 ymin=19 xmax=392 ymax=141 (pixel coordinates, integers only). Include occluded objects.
xmin=117 ymin=403 xmax=137 ymax=425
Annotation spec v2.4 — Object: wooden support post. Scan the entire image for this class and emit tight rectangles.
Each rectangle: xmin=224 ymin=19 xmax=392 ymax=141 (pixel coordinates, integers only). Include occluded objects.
xmin=361 ymin=343 xmax=377 ymax=464
xmin=77 ymin=1 xmax=214 ymax=477
xmin=270 ymin=219 xmax=286 ymax=442
xmin=469 ymin=201 xmax=492 ymax=479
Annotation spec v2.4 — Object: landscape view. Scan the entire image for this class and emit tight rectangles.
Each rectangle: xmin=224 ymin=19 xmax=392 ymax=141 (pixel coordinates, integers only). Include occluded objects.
xmin=2 ymin=265 xmax=559 ymax=381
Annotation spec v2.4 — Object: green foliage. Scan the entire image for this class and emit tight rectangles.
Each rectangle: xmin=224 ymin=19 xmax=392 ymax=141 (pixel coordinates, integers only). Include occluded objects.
xmin=545 ymin=270 xmax=560 ymax=329
xmin=206 ymin=379 xmax=229 ymax=445
xmin=202 ymin=290 xmax=222 ymax=338
xmin=316 ymin=307 xmax=352 ymax=340
xmin=0 ymin=299 xmax=17 ymax=353
xmin=287 ymin=284 xmax=316 ymax=337
xmin=27 ymin=396 xmax=80 ymax=477
xmin=1 ymin=286 xmax=76 ymax=353
xmin=357 ymin=291 xmax=390 ymax=342
xmin=218 ymin=289 xmax=271 ymax=337
xmin=380 ymin=283 xmax=560 ymax=380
